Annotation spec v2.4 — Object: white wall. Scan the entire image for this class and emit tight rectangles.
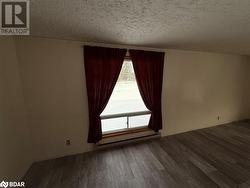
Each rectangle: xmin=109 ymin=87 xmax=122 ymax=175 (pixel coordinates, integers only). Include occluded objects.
xmin=15 ymin=37 xmax=250 ymax=161
xmin=162 ymin=50 xmax=250 ymax=136
xmin=0 ymin=37 xmax=32 ymax=180
xmin=15 ymin=38 xmax=93 ymax=161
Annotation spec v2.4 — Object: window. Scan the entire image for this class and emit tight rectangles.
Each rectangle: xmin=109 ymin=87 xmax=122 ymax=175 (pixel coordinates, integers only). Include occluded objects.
xmin=101 ymin=58 xmax=151 ymax=133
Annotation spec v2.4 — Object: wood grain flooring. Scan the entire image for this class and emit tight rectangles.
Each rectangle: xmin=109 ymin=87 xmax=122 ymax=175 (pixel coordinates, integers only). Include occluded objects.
xmin=23 ymin=121 xmax=250 ymax=188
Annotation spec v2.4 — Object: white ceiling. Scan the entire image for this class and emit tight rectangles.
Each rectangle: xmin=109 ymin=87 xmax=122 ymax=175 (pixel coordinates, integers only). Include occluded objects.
xmin=31 ymin=0 xmax=250 ymax=55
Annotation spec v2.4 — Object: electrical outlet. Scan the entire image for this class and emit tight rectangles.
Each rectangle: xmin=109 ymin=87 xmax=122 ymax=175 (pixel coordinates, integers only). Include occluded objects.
xmin=66 ymin=139 xmax=71 ymax=146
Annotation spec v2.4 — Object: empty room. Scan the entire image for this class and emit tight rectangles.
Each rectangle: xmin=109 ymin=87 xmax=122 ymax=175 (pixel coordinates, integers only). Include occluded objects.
xmin=1 ymin=0 xmax=250 ymax=187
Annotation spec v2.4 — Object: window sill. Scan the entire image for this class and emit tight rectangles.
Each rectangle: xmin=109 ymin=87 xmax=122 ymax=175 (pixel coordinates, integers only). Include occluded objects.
xmin=102 ymin=126 xmax=149 ymax=139
xmin=98 ymin=127 xmax=157 ymax=146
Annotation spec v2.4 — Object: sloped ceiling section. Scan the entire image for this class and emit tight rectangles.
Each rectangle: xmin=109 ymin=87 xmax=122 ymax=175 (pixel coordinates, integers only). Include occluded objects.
xmin=31 ymin=0 xmax=250 ymax=54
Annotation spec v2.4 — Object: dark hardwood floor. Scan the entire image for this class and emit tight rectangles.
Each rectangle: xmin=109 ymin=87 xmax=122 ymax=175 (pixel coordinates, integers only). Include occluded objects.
xmin=23 ymin=121 xmax=250 ymax=188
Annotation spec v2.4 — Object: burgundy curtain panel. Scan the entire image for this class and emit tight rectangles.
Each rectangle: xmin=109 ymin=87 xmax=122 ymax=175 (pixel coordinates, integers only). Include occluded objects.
xmin=84 ymin=46 xmax=126 ymax=143
xmin=130 ymin=50 xmax=165 ymax=132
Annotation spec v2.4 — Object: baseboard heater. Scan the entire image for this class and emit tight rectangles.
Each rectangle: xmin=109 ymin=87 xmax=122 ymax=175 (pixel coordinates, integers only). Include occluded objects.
xmin=96 ymin=132 xmax=161 ymax=149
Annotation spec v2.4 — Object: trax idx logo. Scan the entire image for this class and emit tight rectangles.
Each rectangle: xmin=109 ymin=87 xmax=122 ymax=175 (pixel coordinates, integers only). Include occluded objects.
xmin=0 ymin=0 xmax=29 ymax=35
xmin=0 ymin=181 xmax=25 ymax=187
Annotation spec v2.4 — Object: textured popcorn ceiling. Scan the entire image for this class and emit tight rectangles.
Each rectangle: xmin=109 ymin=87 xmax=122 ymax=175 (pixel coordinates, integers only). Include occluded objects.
xmin=31 ymin=0 xmax=250 ymax=54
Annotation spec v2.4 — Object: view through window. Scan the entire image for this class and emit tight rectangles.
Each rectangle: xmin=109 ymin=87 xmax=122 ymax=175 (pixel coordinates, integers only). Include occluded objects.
xmin=101 ymin=59 xmax=151 ymax=133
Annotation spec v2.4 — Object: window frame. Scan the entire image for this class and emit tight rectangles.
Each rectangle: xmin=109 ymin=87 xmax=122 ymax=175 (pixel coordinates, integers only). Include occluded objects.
xmin=101 ymin=110 xmax=151 ymax=135
xmin=101 ymin=55 xmax=151 ymax=135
